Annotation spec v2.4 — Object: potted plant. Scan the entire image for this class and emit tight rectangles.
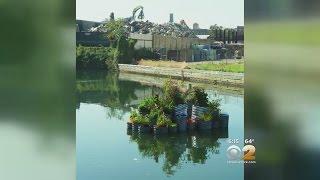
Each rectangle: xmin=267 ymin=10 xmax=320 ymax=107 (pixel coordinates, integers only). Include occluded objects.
xmin=147 ymin=108 xmax=161 ymax=126
xmin=162 ymin=79 xmax=185 ymax=105
xmin=159 ymin=98 xmax=175 ymax=119
xmin=154 ymin=113 xmax=171 ymax=134
xmin=219 ymin=113 xmax=229 ymax=128
xmin=185 ymin=87 xmax=209 ymax=107
xmin=211 ymin=116 xmax=220 ymax=129
xmin=168 ymin=123 xmax=177 ymax=133
xmin=136 ymin=115 xmax=151 ymax=133
xmin=186 ymin=87 xmax=210 ymax=121
xmin=198 ymin=112 xmax=213 ymax=131
xmin=208 ymin=99 xmax=221 ymax=128
xmin=138 ymin=96 xmax=158 ymax=115
xmin=129 ymin=110 xmax=138 ymax=130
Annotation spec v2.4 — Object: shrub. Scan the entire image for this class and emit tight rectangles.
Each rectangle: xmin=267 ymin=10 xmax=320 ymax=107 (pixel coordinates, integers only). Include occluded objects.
xmin=129 ymin=110 xmax=138 ymax=123
xmin=159 ymin=97 xmax=175 ymax=115
xmin=156 ymin=113 xmax=172 ymax=127
xmin=76 ymin=46 xmax=118 ymax=71
xmin=115 ymin=37 xmax=136 ymax=64
xmin=102 ymin=19 xmax=136 ymax=64
xmin=162 ymin=79 xmax=185 ymax=105
xmin=138 ymin=96 xmax=159 ymax=115
xmin=185 ymin=87 xmax=208 ymax=107
xmin=134 ymin=114 xmax=150 ymax=125
xmin=148 ymin=108 xmax=162 ymax=125
xmin=208 ymin=99 xmax=221 ymax=114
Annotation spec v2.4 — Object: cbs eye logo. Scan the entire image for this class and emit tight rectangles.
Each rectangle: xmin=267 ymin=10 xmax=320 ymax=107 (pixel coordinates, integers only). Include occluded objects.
xmin=227 ymin=145 xmax=255 ymax=161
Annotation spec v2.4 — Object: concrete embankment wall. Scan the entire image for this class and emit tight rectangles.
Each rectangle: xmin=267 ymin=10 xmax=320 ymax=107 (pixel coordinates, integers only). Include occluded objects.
xmin=118 ymin=64 xmax=244 ymax=87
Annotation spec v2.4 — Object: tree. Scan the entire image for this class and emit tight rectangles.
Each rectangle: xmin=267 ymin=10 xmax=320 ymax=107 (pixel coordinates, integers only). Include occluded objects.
xmin=103 ymin=19 xmax=137 ymax=64
xmin=104 ymin=19 xmax=127 ymax=47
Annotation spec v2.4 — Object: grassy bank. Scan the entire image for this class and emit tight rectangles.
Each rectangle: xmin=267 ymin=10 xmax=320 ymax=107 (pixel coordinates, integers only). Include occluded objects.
xmin=138 ymin=59 xmax=244 ymax=73
xmin=119 ymin=64 xmax=244 ymax=87
xmin=138 ymin=59 xmax=188 ymax=68
xmin=189 ymin=61 xmax=244 ymax=73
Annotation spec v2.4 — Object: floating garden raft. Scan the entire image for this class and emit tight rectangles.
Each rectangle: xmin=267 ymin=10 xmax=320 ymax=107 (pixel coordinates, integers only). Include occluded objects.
xmin=127 ymin=79 xmax=229 ymax=134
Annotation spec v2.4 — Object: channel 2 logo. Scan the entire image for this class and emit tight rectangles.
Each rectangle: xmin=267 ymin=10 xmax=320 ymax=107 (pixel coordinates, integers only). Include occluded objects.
xmin=227 ymin=144 xmax=255 ymax=161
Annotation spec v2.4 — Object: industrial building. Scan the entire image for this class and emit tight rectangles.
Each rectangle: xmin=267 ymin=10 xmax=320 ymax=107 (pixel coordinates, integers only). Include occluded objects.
xmin=76 ymin=16 xmax=244 ymax=61
xmin=130 ymin=33 xmax=243 ymax=61
xmin=76 ymin=20 xmax=109 ymax=46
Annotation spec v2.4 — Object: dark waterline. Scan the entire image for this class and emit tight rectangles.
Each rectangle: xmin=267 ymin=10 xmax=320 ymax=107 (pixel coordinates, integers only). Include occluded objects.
xmin=76 ymin=71 xmax=244 ymax=180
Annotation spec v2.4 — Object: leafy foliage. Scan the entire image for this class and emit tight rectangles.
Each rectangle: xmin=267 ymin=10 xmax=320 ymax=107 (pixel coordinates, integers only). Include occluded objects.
xmin=103 ymin=19 xmax=136 ymax=64
xmin=208 ymin=99 xmax=221 ymax=114
xmin=129 ymin=110 xmax=138 ymax=123
xmin=156 ymin=113 xmax=172 ymax=127
xmin=134 ymin=114 xmax=150 ymax=125
xmin=132 ymin=80 xmax=222 ymax=126
xmin=76 ymin=46 xmax=118 ymax=70
xmin=138 ymin=96 xmax=159 ymax=115
xmin=115 ymin=37 xmax=136 ymax=64
xmin=104 ymin=19 xmax=127 ymax=47
xmin=185 ymin=87 xmax=208 ymax=106
xmin=159 ymin=98 xmax=175 ymax=115
xmin=162 ymin=79 xmax=185 ymax=105
xmin=148 ymin=108 xmax=162 ymax=125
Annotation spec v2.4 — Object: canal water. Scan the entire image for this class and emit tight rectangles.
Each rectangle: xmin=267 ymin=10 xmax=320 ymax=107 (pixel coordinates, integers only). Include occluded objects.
xmin=76 ymin=71 xmax=244 ymax=180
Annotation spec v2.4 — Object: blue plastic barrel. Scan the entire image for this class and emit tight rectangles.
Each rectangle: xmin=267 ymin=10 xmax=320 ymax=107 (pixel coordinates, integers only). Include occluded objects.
xmin=219 ymin=113 xmax=229 ymax=128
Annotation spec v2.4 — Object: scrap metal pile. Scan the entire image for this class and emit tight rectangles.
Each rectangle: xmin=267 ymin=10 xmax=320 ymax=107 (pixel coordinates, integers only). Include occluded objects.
xmin=89 ymin=6 xmax=197 ymax=38
xmin=90 ymin=20 xmax=197 ymax=38
xmin=129 ymin=20 xmax=198 ymax=38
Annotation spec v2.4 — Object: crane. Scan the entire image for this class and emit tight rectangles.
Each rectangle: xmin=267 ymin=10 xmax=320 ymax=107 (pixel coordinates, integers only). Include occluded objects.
xmin=131 ymin=6 xmax=144 ymax=21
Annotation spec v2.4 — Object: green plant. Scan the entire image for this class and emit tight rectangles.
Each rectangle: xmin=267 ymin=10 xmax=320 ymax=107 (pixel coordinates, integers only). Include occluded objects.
xmin=102 ymin=19 xmax=137 ymax=64
xmin=135 ymin=114 xmax=150 ymax=125
xmin=104 ymin=19 xmax=127 ymax=47
xmin=115 ymin=37 xmax=137 ymax=64
xmin=159 ymin=98 xmax=175 ymax=115
xmin=156 ymin=113 xmax=172 ymax=127
xmin=208 ymin=99 xmax=221 ymax=114
xmin=185 ymin=87 xmax=208 ymax=107
xmin=138 ymin=96 xmax=159 ymax=115
xmin=200 ymin=113 xmax=213 ymax=122
xmin=148 ymin=108 xmax=162 ymax=125
xmin=189 ymin=62 xmax=244 ymax=73
xmin=76 ymin=46 xmax=118 ymax=70
xmin=129 ymin=110 xmax=138 ymax=123
xmin=162 ymin=79 xmax=185 ymax=105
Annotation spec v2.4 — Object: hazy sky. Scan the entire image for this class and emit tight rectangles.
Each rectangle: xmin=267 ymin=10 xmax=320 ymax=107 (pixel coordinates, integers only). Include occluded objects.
xmin=76 ymin=0 xmax=244 ymax=28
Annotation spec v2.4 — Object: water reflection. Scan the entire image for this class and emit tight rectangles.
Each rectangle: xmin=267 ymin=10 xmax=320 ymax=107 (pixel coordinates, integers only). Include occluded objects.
xmin=76 ymin=71 xmax=161 ymax=119
xmin=128 ymin=130 xmax=227 ymax=176
xmin=77 ymin=70 xmax=243 ymax=179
